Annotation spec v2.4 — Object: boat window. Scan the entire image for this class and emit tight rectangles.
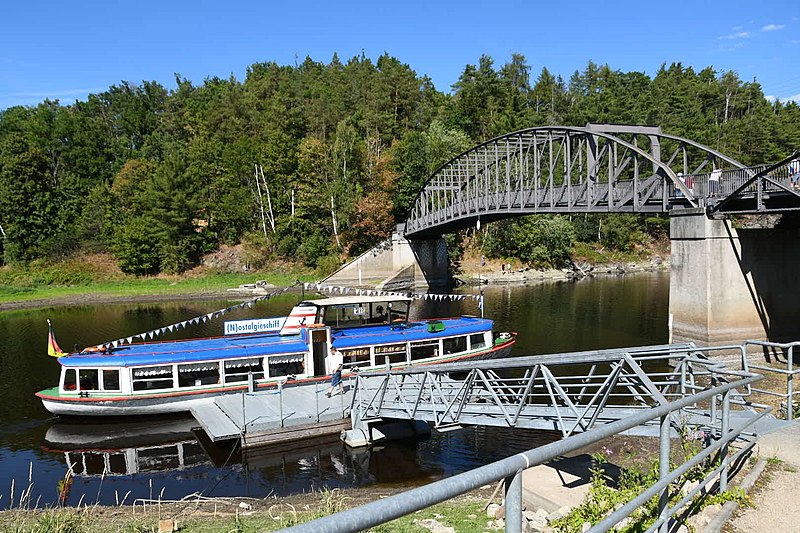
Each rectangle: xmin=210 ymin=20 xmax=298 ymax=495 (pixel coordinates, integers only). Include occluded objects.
xmin=132 ymin=365 xmax=174 ymax=391
xmin=374 ymin=343 xmax=407 ymax=365
xmin=410 ymin=340 xmax=439 ymax=361
xmin=223 ymin=358 xmax=265 ymax=383
xmin=267 ymin=353 xmax=305 ymax=377
xmin=79 ymin=369 xmax=100 ymax=391
xmin=177 ymin=362 xmax=220 ymax=388
xmin=63 ymin=369 xmax=77 ymax=391
xmin=443 ymin=336 xmax=467 ymax=355
xmin=322 ymin=305 xmax=367 ymax=328
xmin=387 ymin=301 xmax=410 ymax=322
xmin=470 ymin=333 xmax=487 ymax=350
xmin=102 ymin=369 xmax=120 ymax=391
xmin=341 ymin=347 xmax=370 ymax=368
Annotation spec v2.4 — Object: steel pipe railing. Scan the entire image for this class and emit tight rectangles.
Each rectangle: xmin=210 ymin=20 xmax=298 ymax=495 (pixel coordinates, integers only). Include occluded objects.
xmin=284 ymin=374 xmax=765 ymax=533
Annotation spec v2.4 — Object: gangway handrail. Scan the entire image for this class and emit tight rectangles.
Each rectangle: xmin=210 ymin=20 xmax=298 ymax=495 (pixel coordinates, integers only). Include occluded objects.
xmin=361 ymin=343 xmax=698 ymax=376
xmin=743 ymin=339 xmax=800 ymax=420
xmin=283 ymin=374 xmax=765 ymax=533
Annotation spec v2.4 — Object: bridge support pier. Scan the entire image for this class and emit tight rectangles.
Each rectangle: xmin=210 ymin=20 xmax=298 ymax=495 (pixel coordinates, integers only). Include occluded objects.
xmin=342 ymin=418 xmax=431 ymax=448
xmin=669 ymin=208 xmax=800 ymax=344
xmin=324 ymin=230 xmax=449 ymax=289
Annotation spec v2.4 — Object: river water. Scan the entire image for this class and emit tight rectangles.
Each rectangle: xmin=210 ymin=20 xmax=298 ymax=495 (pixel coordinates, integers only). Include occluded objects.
xmin=0 ymin=272 xmax=668 ymax=508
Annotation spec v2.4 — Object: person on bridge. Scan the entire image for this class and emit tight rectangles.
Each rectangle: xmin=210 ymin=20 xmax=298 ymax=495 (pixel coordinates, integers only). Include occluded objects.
xmin=709 ymin=166 xmax=722 ymax=197
xmin=789 ymin=158 xmax=800 ymax=189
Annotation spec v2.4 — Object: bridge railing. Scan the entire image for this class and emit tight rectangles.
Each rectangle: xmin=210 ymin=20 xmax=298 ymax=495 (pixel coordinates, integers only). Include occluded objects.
xmin=672 ymin=164 xmax=796 ymax=202
xmin=283 ymin=370 xmax=766 ymax=533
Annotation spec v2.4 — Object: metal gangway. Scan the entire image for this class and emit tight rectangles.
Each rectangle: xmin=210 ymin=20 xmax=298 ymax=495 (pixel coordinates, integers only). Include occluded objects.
xmin=343 ymin=343 xmax=777 ymax=446
xmin=289 ymin=342 xmax=776 ymax=533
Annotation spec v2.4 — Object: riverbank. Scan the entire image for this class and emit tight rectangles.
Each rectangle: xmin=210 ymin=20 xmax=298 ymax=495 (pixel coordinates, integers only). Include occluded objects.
xmin=0 ymin=253 xmax=316 ymax=312
xmin=457 ymin=255 xmax=669 ymax=286
xmin=0 ymin=487 xmax=493 ymax=532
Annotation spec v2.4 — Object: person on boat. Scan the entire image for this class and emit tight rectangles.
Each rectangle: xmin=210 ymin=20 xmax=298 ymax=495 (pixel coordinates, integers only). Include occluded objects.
xmin=326 ymin=346 xmax=344 ymax=397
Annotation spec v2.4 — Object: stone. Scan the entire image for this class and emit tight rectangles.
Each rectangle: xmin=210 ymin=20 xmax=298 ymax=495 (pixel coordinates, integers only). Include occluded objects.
xmin=487 ymin=503 xmax=501 ymax=518
xmin=414 ymin=518 xmax=455 ymax=533
xmin=523 ymin=511 xmax=548 ymax=530
xmin=687 ymin=512 xmax=711 ymax=530
xmin=157 ymin=519 xmax=175 ymax=533
xmin=238 ymin=502 xmax=252 ymax=511
xmin=494 ymin=505 xmax=506 ymax=519
xmin=581 ymin=522 xmax=592 ymax=532
xmin=546 ymin=505 xmax=572 ymax=523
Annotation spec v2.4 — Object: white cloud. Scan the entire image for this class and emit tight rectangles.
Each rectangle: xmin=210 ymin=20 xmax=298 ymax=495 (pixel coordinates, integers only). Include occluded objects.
xmin=762 ymin=24 xmax=785 ymax=32
xmin=719 ymin=31 xmax=750 ymax=40
xmin=767 ymin=93 xmax=800 ymax=103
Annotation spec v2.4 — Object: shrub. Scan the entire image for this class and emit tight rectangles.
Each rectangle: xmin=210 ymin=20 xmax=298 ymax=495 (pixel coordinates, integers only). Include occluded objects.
xmin=111 ymin=218 xmax=161 ymax=275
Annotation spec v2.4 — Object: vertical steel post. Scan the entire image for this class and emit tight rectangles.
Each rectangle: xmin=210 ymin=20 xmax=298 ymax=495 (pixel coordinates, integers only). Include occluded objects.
xmin=788 ymin=346 xmax=794 ymax=421
xmin=658 ymin=414 xmax=671 ymax=533
xmin=720 ymin=390 xmax=730 ymax=492
xmin=504 ymin=469 xmax=523 ymax=533
xmin=710 ymin=375 xmax=717 ymax=425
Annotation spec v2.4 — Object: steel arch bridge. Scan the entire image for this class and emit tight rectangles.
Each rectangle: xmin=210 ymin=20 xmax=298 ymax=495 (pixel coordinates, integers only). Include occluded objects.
xmin=403 ymin=124 xmax=799 ymax=239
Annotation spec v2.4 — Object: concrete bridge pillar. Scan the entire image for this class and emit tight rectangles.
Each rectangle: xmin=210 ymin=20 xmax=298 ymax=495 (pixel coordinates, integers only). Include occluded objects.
xmin=670 ymin=208 xmax=800 ymax=344
xmin=323 ymin=231 xmax=449 ymax=290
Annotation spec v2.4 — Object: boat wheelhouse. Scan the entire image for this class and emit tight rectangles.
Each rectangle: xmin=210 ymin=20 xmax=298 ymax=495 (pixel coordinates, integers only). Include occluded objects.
xmin=37 ymin=295 xmax=516 ymax=416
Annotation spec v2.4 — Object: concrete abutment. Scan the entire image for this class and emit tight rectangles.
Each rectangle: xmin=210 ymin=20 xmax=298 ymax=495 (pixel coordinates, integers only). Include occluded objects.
xmin=669 ymin=208 xmax=800 ymax=344
xmin=323 ymin=231 xmax=449 ymax=289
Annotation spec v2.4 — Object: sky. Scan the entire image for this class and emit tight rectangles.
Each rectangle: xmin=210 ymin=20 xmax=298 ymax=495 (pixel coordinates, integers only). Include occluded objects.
xmin=1 ymin=0 xmax=799 ymax=110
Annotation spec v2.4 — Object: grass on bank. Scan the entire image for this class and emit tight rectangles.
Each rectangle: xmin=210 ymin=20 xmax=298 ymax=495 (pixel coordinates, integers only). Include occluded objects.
xmin=0 ymin=255 xmax=318 ymax=305
xmin=0 ymin=492 xmax=488 ymax=533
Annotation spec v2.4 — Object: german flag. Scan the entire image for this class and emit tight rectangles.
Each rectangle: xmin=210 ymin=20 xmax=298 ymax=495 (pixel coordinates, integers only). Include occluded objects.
xmin=47 ymin=319 xmax=66 ymax=358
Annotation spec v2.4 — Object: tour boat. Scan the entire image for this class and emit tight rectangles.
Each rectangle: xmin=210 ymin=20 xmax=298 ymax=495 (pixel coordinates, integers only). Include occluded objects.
xmin=36 ymin=295 xmax=516 ymax=416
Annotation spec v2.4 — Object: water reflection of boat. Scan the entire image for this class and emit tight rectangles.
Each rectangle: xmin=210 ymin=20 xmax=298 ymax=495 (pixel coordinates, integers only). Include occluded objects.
xmin=43 ymin=416 xmax=213 ymax=477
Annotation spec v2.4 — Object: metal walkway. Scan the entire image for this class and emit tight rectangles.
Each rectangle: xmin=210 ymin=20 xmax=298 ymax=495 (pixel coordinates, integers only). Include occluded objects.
xmin=343 ymin=343 xmax=779 ymax=446
xmin=191 ymin=379 xmax=353 ymax=446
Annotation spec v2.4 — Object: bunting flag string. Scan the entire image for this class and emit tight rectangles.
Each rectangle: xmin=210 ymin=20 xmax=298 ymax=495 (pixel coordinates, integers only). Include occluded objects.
xmin=96 ymin=283 xmax=300 ymax=350
xmin=95 ymin=280 xmax=484 ymax=351
xmin=302 ymin=282 xmax=484 ymax=309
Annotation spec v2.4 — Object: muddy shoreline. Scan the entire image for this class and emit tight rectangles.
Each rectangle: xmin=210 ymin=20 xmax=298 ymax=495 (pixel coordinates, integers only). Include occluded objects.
xmin=0 ymin=290 xmax=251 ymax=312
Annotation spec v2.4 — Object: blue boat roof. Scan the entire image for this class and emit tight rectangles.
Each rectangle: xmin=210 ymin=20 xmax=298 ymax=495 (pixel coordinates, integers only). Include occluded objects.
xmin=330 ymin=316 xmax=492 ymax=349
xmin=59 ymin=331 xmax=310 ymax=368
xmin=58 ymin=316 xmax=493 ymax=368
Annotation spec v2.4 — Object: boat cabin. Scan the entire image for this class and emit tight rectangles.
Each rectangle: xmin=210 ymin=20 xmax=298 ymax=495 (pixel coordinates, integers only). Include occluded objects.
xmin=280 ymin=295 xmax=412 ymax=334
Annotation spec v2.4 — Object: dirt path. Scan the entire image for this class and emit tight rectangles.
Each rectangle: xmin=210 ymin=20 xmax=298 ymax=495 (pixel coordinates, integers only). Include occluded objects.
xmin=728 ymin=423 xmax=800 ymax=532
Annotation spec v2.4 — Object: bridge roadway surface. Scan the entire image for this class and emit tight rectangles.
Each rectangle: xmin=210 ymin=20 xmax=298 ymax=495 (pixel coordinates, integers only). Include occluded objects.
xmin=191 ymin=343 xmax=780 ymax=447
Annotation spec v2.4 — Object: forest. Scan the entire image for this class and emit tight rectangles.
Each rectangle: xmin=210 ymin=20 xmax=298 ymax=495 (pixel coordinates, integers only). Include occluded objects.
xmin=1 ymin=53 xmax=799 ymax=275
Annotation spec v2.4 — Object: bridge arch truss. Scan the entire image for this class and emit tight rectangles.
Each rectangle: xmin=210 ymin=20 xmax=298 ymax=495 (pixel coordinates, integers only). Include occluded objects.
xmin=404 ymin=124 xmax=748 ymax=238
